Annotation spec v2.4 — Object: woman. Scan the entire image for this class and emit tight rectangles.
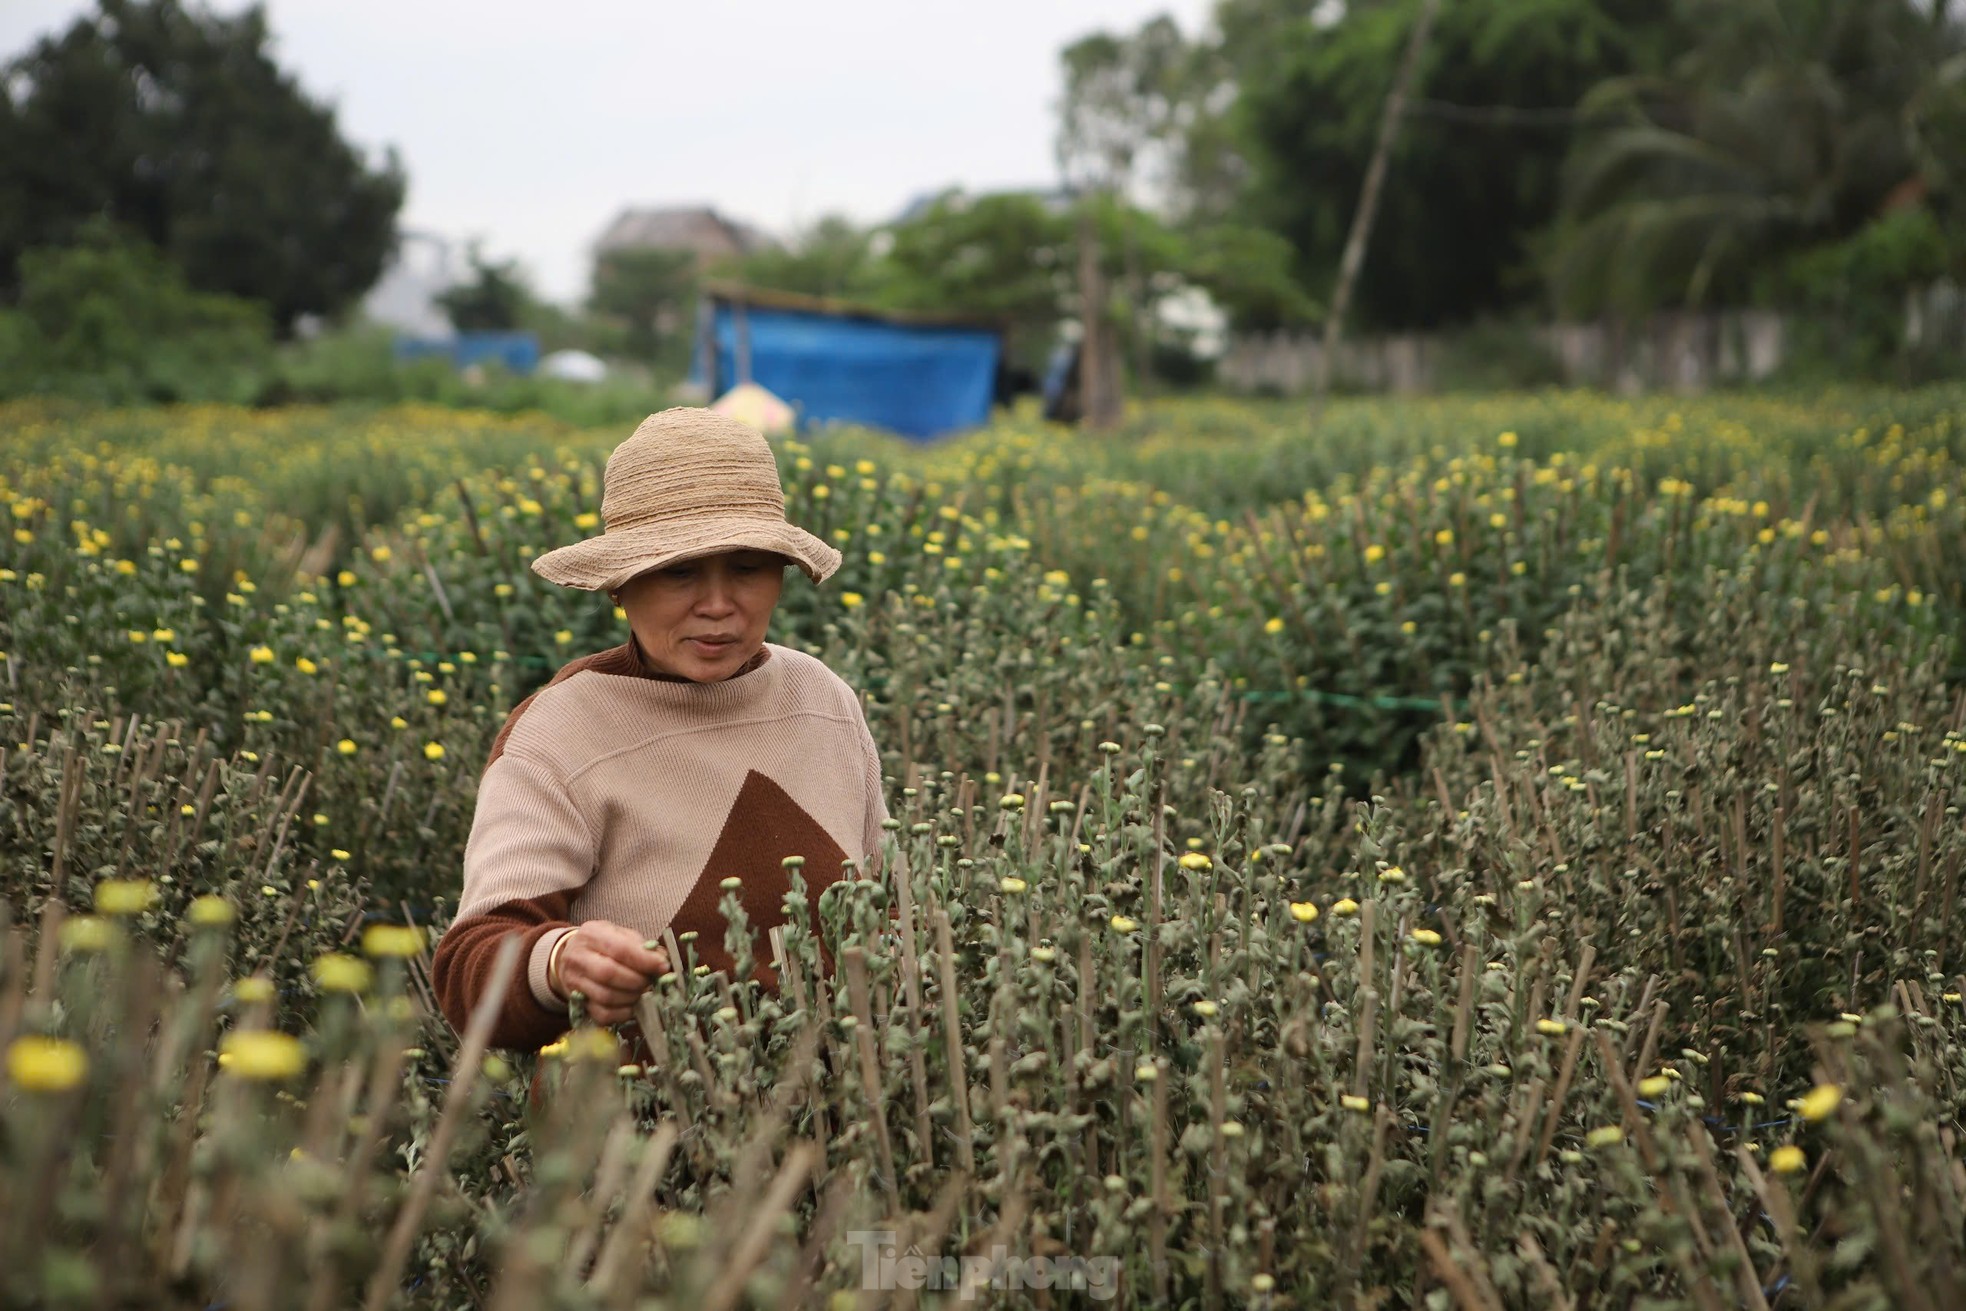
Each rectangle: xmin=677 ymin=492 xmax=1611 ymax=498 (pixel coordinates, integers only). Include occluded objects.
xmin=431 ymin=408 xmax=889 ymax=1051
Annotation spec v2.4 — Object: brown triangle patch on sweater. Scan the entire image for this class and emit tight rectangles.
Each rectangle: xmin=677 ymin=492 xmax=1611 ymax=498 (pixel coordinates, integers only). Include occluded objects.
xmin=666 ymin=769 xmax=849 ymax=992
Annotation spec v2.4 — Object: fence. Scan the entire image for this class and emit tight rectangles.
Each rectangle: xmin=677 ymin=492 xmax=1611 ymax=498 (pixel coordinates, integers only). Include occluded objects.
xmin=1218 ymin=312 xmax=1787 ymax=396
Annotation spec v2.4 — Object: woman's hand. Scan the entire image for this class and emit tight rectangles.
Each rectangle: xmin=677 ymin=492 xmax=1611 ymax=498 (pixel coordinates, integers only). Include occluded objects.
xmin=553 ymin=921 xmax=670 ymax=1025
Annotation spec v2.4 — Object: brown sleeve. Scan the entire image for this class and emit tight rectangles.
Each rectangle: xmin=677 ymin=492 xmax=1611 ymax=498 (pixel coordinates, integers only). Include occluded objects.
xmin=431 ymin=891 xmax=576 ymax=1051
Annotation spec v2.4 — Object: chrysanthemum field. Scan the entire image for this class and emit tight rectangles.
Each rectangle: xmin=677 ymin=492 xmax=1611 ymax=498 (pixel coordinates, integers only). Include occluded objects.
xmin=3 ymin=388 xmax=1965 ymax=1309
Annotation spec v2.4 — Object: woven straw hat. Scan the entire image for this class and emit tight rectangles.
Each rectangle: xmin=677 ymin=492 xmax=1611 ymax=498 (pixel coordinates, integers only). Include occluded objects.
xmin=531 ymin=408 xmax=841 ymax=592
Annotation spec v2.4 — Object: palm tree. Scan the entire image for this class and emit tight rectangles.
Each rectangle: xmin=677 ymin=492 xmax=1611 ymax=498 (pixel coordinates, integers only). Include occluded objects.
xmin=1548 ymin=0 xmax=1962 ymax=316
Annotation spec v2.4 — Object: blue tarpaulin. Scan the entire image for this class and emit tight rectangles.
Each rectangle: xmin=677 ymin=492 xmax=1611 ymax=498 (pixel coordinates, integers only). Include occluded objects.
xmin=695 ymin=294 xmax=1000 ymax=441
xmin=394 ymin=331 xmax=540 ymax=374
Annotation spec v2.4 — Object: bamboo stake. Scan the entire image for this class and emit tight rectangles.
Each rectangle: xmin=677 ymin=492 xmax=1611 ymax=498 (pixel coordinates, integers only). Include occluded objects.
xmin=1418 ymin=1226 xmax=1503 ymax=1311
xmin=589 ymin=1122 xmax=681 ymax=1302
xmin=699 ymin=1144 xmax=821 ymax=1311
xmin=1533 ymin=1027 xmax=1588 ymax=1169
xmin=934 ymin=909 xmax=976 ymax=1175
xmin=844 ymin=946 xmax=901 ymax=1213
xmin=887 ymin=841 xmax=936 ymax=1169
xmin=362 ymin=934 xmax=521 ymax=1311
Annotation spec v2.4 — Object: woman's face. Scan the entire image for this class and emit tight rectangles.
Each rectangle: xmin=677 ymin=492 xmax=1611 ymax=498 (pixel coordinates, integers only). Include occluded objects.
xmin=615 ymin=549 xmax=786 ymax=682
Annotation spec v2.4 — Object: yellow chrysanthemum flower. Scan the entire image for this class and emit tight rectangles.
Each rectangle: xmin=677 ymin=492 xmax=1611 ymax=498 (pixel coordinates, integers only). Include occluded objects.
xmin=232 ymin=976 xmax=275 ymax=1004
xmin=564 ymin=1027 xmax=620 ymax=1063
xmin=311 ymin=953 xmax=373 ymax=994
xmin=218 ymin=1031 xmax=306 ymax=1080
xmin=7 ymin=1035 xmax=88 ymax=1092
xmin=187 ymin=895 xmax=235 ymax=927
xmin=1798 ymin=1083 xmax=1841 ymax=1122
xmin=95 ymin=879 xmax=156 ymax=916
xmin=362 ymin=924 xmax=425 ymax=958
xmin=59 ymin=916 xmax=113 ymax=953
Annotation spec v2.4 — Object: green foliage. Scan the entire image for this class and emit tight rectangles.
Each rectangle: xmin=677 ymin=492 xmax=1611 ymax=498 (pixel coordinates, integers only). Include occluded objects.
xmin=0 ymin=227 xmax=272 ymax=404
xmin=1429 ymin=319 xmax=1569 ymax=392
xmin=1226 ymin=0 xmax=1666 ymax=329
xmin=1056 ymin=15 xmax=1197 ymax=194
xmin=436 ymin=248 xmax=536 ymax=334
xmin=587 ymin=247 xmax=698 ymax=371
xmin=875 ymin=191 xmax=1074 ymax=372
xmin=712 ymin=216 xmax=883 ymax=302
xmin=1549 ymin=0 xmax=1965 ymax=318
xmin=1177 ymin=221 xmax=1319 ymax=331
xmin=1778 ymin=206 xmax=1957 ymax=370
xmin=266 ymin=328 xmax=667 ymax=428
xmin=0 ymin=0 xmax=404 ymax=331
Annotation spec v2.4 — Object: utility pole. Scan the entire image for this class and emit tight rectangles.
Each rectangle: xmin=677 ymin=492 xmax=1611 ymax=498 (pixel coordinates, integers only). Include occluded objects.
xmin=1316 ymin=0 xmax=1444 ymax=401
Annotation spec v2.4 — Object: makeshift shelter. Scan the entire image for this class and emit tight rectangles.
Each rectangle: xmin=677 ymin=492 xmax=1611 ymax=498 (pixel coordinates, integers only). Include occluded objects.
xmin=691 ymin=283 xmax=1002 ymax=441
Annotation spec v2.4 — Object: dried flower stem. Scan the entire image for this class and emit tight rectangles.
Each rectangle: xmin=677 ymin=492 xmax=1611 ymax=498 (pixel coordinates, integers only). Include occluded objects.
xmin=844 ymin=945 xmax=901 ymax=1212
xmin=361 ymin=933 xmax=521 ymax=1311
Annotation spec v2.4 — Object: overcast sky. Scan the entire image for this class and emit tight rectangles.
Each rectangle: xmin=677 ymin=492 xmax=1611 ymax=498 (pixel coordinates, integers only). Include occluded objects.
xmin=1 ymin=0 xmax=1217 ymax=303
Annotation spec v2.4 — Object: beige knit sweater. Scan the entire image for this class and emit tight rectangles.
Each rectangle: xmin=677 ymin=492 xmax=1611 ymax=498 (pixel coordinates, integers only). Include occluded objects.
xmin=431 ymin=638 xmax=888 ymax=1050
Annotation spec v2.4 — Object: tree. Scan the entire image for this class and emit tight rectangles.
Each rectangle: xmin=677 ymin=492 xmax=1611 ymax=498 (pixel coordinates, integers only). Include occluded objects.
xmin=437 ymin=248 xmax=533 ymax=333
xmin=716 ymin=216 xmax=882 ymax=301
xmin=0 ymin=220 xmax=272 ymax=402
xmin=1057 ymin=17 xmax=1203 ymax=204
xmin=1052 ymin=9 xmax=1320 ymax=353
xmin=0 ymin=0 xmax=404 ymax=334
xmin=1318 ymin=0 xmax=1441 ymax=396
xmin=587 ymin=247 xmax=698 ymax=368
xmin=1218 ymin=0 xmax=1674 ymax=330
xmin=877 ymin=191 xmax=1077 ymax=374
xmin=1548 ymin=0 xmax=1966 ymax=317
xmin=1057 ymin=17 xmax=1212 ymax=409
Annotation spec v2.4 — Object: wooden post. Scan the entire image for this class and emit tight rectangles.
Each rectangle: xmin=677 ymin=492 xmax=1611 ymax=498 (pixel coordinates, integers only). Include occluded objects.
xmin=1075 ymin=207 xmax=1124 ymax=429
xmin=733 ymin=299 xmax=753 ymax=386
xmin=701 ymin=293 xmax=722 ymax=397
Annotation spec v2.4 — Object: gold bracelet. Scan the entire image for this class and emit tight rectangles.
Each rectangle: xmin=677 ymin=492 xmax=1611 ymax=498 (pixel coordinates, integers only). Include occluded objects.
xmin=547 ymin=928 xmax=576 ymax=1001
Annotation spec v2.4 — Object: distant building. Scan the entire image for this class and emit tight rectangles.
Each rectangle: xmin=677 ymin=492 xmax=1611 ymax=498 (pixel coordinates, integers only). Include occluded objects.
xmin=363 ymin=228 xmax=462 ymax=338
xmin=592 ymin=205 xmax=777 ymax=268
